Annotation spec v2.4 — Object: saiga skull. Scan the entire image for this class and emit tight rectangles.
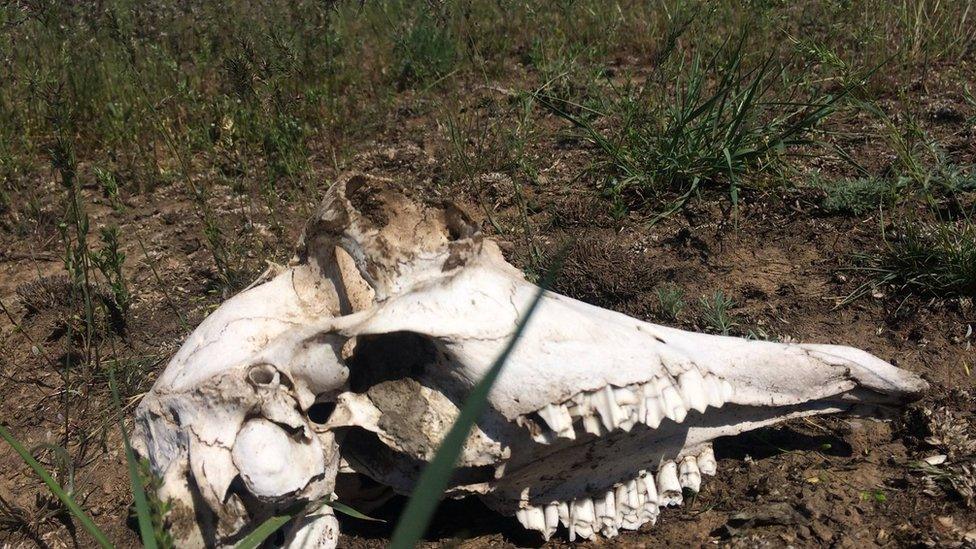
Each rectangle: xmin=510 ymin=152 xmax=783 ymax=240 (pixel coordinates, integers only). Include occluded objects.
xmin=133 ymin=173 xmax=927 ymax=547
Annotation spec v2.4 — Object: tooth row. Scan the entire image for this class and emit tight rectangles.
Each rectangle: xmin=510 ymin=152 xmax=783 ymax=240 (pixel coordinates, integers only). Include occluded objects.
xmin=516 ymin=447 xmax=715 ymax=540
xmin=529 ymin=373 xmax=734 ymax=442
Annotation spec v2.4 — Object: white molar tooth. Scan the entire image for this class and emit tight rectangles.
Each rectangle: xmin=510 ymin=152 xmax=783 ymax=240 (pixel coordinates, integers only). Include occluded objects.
xmin=628 ymin=480 xmax=641 ymax=508
xmin=654 ymin=376 xmax=686 ymax=423
xmin=656 ymin=461 xmax=683 ymax=506
xmin=537 ymin=403 xmax=575 ymax=440
xmin=613 ymin=386 xmax=638 ymax=406
xmin=613 ymin=484 xmax=630 ymax=524
xmin=557 ymin=501 xmax=570 ymax=527
xmin=574 ymin=522 xmax=594 ymax=541
xmin=653 ymin=376 xmax=671 ymax=397
xmin=636 ymin=391 xmax=648 ymax=425
xmin=637 ymin=472 xmax=661 ymax=526
xmin=516 ymin=505 xmax=548 ymax=538
xmin=623 ymin=404 xmax=640 ymax=431
xmin=679 ymin=456 xmax=702 ymax=493
xmin=628 ymin=478 xmax=643 ymax=508
xmin=593 ymin=496 xmax=606 ymax=522
xmin=582 ymin=413 xmax=603 ymax=436
xmin=641 ymin=504 xmax=660 ymax=527
xmin=704 ymin=374 xmax=725 ymax=408
xmin=617 ymin=482 xmax=641 ymax=530
xmin=642 ymin=382 xmax=668 ymax=427
xmin=638 ymin=470 xmax=659 ymax=506
xmin=661 ymin=384 xmax=686 ymax=423
xmin=637 ymin=470 xmax=661 ymax=525
xmin=721 ymin=379 xmax=735 ymax=401
xmin=603 ymin=489 xmax=616 ymax=526
xmin=614 ymin=484 xmax=627 ymax=521
xmin=698 ymin=446 xmax=717 ymax=475
xmin=543 ymin=503 xmax=559 ymax=539
xmin=571 ymin=498 xmax=595 ymax=540
xmin=594 ymin=491 xmax=615 ymax=535
xmin=620 ymin=511 xmax=642 ymax=530
xmin=643 ymin=396 xmax=664 ymax=428
xmin=678 ymin=369 xmax=709 ymax=413
xmin=597 ymin=490 xmax=618 ymax=536
xmin=568 ymin=392 xmax=588 ymax=416
xmin=577 ymin=498 xmax=595 ymax=523
xmin=594 ymin=385 xmax=627 ymax=431
xmin=672 ymin=402 xmax=688 ymax=423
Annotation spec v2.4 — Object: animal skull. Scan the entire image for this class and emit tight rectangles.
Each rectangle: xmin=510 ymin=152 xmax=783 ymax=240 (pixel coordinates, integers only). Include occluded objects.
xmin=133 ymin=173 xmax=928 ymax=547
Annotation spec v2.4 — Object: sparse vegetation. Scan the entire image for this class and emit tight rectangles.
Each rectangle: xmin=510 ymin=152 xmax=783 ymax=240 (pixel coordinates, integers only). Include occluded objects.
xmin=699 ymin=291 xmax=738 ymax=335
xmin=854 ymin=220 xmax=976 ymax=300
xmin=656 ymin=284 xmax=686 ymax=321
xmin=0 ymin=0 xmax=974 ymax=546
xmin=817 ymin=175 xmax=897 ymax=216
xmin=91 ymin=226 xmax=132 ymax=316
xmin=540 ymin=37 xmax=851 ymax=217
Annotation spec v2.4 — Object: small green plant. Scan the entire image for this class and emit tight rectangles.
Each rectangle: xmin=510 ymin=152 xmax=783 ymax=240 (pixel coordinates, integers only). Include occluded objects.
xmin=859 ymin=489 xmax=887 ymax=503
xmin=699 ymin=290 xmax=738 ymax=335
xmin=655 ymin=284 xmax=686 ymax=321
xmin=817 ymin=175 xmax=897 ymax=216
xmin=91 ymin=226 xmax=132 ymax=316
xmin=848 ymin=220 xmax=976 ymax=301
xmin=94 ymin=167 xmax=123 ymax=212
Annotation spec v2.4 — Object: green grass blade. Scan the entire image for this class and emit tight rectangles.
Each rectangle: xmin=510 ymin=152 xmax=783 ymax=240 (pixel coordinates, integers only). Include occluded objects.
xmin=29 ymin=442 xmax=75 ymax=492
xmin=0 ymin=424 xmax=114 ymax=548
xmin=229 ymin=498 xmax=380 ymax=549
xmin=326 ymin=499 xmax=385 ymax=522
xmin=108 ymin=368 xmax=157 ymax=549
xmin=234 ymin=514 xmax=293 ymax=549
xmin=389 ymin=257 xmax=563 ymax=549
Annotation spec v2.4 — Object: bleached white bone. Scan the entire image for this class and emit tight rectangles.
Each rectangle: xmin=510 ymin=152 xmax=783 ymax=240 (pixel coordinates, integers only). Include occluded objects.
xmin=133 ymin=173 xmax=927 ymax=547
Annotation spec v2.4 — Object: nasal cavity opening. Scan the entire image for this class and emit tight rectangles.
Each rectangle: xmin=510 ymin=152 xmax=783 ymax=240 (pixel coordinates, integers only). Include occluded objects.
xmin=247 ymin=364 xmax=278 ymax=386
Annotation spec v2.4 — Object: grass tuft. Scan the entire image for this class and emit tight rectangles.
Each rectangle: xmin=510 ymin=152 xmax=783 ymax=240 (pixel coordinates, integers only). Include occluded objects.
xmin=816 ymin=175 xmax=897 ymax=216
xmin=852 ymin=220 xmax=976 ymax=300
xmin=538 ymin=35 xmax=850 ymax=218
xmin=699 ymin=291 xmax=738 ymax=335
xmin=655 ymin=284 xmax=686 ymax=321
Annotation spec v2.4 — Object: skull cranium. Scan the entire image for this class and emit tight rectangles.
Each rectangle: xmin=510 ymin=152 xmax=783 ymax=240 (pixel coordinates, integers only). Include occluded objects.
xmin=133 ymin=172 xmax=927 ymax=547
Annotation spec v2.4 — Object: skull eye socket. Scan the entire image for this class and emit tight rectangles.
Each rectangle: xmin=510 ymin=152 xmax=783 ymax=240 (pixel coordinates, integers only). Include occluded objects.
xmin=247 ymin=364 xmax=278 ymax=386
